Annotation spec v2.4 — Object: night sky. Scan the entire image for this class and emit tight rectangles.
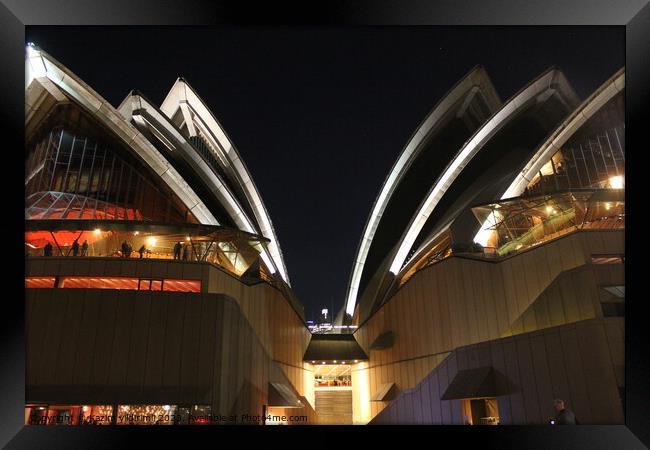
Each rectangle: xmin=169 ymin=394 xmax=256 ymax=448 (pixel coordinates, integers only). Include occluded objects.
xmin=25 ymin=26 xmax=624 ymax=320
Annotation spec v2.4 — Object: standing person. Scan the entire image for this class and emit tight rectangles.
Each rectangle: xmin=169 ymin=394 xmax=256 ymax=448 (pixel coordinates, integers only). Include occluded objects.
xmin=121 ymin=241 xmax=129 ymax=258
xmin=138 ymin=244 xmax=146 ymax=259
xmin=71 ymin=239 xmax=80 ymax=257
xmin=552 ymin=399 xmax=577 ymax=424
xmin=44 ymin=242 xmax=53 ymax=257
xmin=126 ymin=242 xmax=133 ymax=258
xmin=81 ymin=240 xmax=89 ymax=256
xmin=182 ymin=244 xmax=190 ymax=261
xmin=173 ymin=242 xmax=182 ymax=260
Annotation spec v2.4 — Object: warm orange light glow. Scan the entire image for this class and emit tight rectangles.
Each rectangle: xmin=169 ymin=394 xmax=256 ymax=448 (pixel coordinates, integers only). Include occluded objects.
xmin=163 ymin=279 xmax=201 ymax=292
xmin=351 ymin=361 xmax=371 ymax=424
xmin=44 ymin=276 xmax=202 ymax=292
xmin=25 ymin=277 xmax=56 ymax=288
xmin=26 ymin=202 xmax=143 ymax=221
xmin=60 ymin=277 xmax=139 ymax=290
xmin=25 ymin=230 xmax=104 ymax=249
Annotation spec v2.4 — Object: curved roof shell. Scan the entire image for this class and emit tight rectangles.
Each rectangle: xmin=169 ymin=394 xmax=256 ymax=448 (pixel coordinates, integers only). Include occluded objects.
xmin=408 ymin=68 xmax=580 ymax=268
xmin=470 ymin=68 xmax=625 ymax=246
xmin=390 ymin=68 xmax=579 ymax=276
xmin=26 ymin=45 xmax=290 ymax=284
xmin=350 ymin=66 xmax=581 ymax=322
xmin=344 ymin=66 xmax=502 ymax=316
xmin=25 ymin=45 xmax=218 ymax=226
xmin=501 ymin=68 xmax=625 ymax=200
xmin=159 ymin=79 xmax=290 ymax=284
xmin=117 ymin=92 xmax=282 ymax=278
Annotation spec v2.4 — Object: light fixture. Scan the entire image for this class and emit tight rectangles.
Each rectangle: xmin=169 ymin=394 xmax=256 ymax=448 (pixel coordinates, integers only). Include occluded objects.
xmin=163 ymin=405 xmax=170 ymax=411
xmin=82 ymin=406 xmax=89 ymax=412
xmin=609 ymin=175 xmax=624 ymax=189
xmin=186 ymin=236 xmax=191 ymax=241
xmin=94 ymin=228 xmax=101 ymax=235
xmin=147 ymin=237 xmax=157 ymax=247
xmin=311 ymin=361 xmax=315 ymax=364
xmin=333 ymin=360 xmax=337 ymax=363
xmin=605 ymin=202 xmax=611 ymax=210
xmin=341 ymin=361 xmax=346 ymax=364
xmin=134 ymin=231 xmax=139 ymax=236
xmin=321 ymin=362 xmax=325 ymax=365
xmin=545 ymin=205 xmax=553 ymax=214
xmin=26 ymin=42 xmax=39 ymax=57
xmin=354 ymin=360 xmax=358 ymax=363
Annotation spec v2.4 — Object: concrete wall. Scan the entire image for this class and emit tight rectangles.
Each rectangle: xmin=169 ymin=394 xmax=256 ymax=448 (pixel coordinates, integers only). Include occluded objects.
xmin=354 ymin=229 xmax=624 ymax=420
xmin=25 ymin=257 xmax=316 ymax=422
xmin=504 ymin=263 xmax=624 ymax=336
xmin=371 ymin=317 xmax=624 ymax=425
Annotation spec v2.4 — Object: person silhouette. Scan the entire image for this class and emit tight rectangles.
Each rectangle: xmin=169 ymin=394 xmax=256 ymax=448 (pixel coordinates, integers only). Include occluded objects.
xmin=552 ymin=399 xmax=577 ymax=424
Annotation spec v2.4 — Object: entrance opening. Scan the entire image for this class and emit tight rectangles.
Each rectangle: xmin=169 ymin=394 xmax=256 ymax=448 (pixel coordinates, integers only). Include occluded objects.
xmin=314 ymin=364 xmax=352 ymax=424
xmin=461 ymin=397 xmax=500 ymax=425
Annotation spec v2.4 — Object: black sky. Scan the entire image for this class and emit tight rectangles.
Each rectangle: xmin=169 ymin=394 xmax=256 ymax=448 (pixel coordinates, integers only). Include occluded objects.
xmin=25 ymin=26 xmax=624 ymax=320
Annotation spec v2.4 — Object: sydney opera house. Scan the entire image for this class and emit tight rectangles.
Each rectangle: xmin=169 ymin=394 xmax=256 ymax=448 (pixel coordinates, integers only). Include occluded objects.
xmin=24 ymin=44 xmax=624 ymax=426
